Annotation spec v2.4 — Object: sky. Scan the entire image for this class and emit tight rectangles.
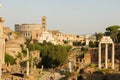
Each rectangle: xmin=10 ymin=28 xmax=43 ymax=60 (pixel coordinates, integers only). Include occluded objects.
xmin=0 ymin=0 xmax=120 ymax=35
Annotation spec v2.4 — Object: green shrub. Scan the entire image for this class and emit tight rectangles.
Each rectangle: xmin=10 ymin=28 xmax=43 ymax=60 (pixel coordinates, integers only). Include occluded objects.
xmin=89 ymin=63 xmax=98 ymax=68
xmin=94 ymin=69 xmax=108 ymax=75
xmin=5 ymin=53 xmax=16 ymax=65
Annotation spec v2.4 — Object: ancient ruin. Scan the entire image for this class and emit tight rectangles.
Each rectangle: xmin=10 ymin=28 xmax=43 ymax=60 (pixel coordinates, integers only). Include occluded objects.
xmin=0 ymin=17 xmax=4 ymax=80
xmin=26 ymin=48 xmax=30 ymax=76
xmin=98 ymin=36 xmax=115 ymax=69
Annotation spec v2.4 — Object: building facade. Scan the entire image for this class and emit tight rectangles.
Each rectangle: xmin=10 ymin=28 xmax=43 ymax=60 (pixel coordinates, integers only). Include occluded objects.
xmin=15 ymin=24 xmax=41 ymax=39
xmin=14 ymin=16 xmax=86 ymax=45
xmin=15 ymin=16 xmax=47 ymax=40
xmin=5 ymin=41 xmax=22 ymax=58
xmin=38 ymin=31 xmax=56 ymax=44
xmin=85 ymin=34 xmax=96 ymax=46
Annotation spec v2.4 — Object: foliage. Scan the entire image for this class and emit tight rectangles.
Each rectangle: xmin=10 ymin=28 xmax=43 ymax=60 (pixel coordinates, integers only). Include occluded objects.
xmin=89 ymin=41 xmax=95 ymax=47
xmin=63 ymin=40 xmax=69 ymax=44
xmin=94 ymin=69 xmax=108 ymax=75
xmin=89 ymin=41 xmax=98 ymax=48
xmin=105 ymin=25 xmax=120 ymax=43
xmin=27 ymin=43 xmax=41 ymax=51
xmin=26 ymin=41 xmax=71 ymax=68
xmin=20 ymin=44 xmax=27 ymax=56
xmin=5 ymin=53 xmax=16 ymax=65
xmin=14 ymin=31 xmax=20 ymax=36
xmin=22 ymin=49 xmax=27 ymax=56
xmin=40 ymin=44 xmax=70 ymax=68
xmin=89 ymin=63 xmax=98 ymax=68
xmin=61 ymin=71 xmax=71 ymax=77
xmin=73 ymin=41 xmax=85 ymax=46
xmin=16 ymin=52 xmax=22 ymax=59
xmin=95 ymin=32 xmax=104 ymax=41
xmin=25 ymin=38 xmax=32 ymax=45
xmin=81 ymin=47 xmax=88 ymax=52
xmin=117 ymin=31 xmax=120 ymax=43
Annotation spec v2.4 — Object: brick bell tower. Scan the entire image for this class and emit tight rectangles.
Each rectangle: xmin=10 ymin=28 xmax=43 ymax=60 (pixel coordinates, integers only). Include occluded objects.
xmin=42 ymin=16 xmax=47 ymax=31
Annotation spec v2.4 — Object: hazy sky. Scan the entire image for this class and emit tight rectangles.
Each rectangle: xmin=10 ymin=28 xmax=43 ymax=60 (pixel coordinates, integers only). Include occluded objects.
xmin=0 ymin=0 xmax=120 ymax=35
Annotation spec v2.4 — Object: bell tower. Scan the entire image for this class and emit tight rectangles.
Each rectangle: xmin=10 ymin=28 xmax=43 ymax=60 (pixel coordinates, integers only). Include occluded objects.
xmin=42 ymin=16 xmax=46 ymax=31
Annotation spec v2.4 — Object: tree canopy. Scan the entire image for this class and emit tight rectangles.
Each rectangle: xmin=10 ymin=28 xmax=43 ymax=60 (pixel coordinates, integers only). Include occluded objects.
xmin=41 ymin=44 xmax=70 ymax=68
xmin=5 ymin=53 xmax=16 ymax=65
xmin=105 ymin=25 xmax=120 ymax=43
xmin=95 ymin=32 xmax=104 ymax=41
xmin=26 ymin=41 xmax=71 ymax=68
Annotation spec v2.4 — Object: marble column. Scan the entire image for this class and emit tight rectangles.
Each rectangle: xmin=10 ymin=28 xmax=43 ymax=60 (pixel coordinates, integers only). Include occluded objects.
xmin=26 ymin=48 xmax=29 ymax=76
xmin=112 ymin=43 xmax=115 ymax=69
xmin=98 ymin=43 xmax=101 ymax=69
xmin=105 ymin=44 xmax=108 ymax=69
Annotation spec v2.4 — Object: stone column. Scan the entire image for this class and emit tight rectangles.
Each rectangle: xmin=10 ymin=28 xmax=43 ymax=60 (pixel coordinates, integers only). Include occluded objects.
xmin=68 ymin=60 xmax=72 ymax=72
xmin=2 ymin=38 xmax=5 ymax=64
xmin=26 ymin=48 xmax=29 ymax=76
xmin=112 ymin=43 xmax=115 ymax=69
xmin=0 ymin=17 xmax=4 ymax=80
xmin=0 ymin=17 xmax=4 ymax=62
xmin=30 ymin=57 xmax=33 ymax=74
xmin=0 ymin=61 xmax=1 ymax=80
xmin=98 ymin=43 xmax=101 ymax=69
xmin=105 ymin=44 xmax=108 ymax=69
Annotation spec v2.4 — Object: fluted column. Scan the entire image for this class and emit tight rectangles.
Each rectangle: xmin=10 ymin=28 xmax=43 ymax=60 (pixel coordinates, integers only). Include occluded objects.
xmin=98 ymin=43 xmax=101 ymax=69
xmin=26 ymin=48 xmax=29 ymax=76
xmin=112 ymin=43 xmax=115 ymax=69
xmin=105 ymin=44 xmax=108 ymax=69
